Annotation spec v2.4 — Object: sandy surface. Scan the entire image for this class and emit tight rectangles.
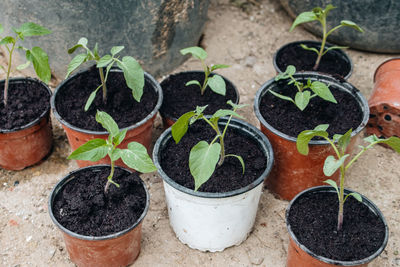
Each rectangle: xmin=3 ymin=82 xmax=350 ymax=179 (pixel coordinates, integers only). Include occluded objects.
xmin=1 ymin=0 xmax=400 ymax=266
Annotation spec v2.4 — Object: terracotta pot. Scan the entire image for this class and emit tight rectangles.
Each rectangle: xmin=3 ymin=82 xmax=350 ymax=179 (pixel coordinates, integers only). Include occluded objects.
xmin=367 ymin=57 xmax=400 ymax=140
xmin=159 ymin=71 xmax=240 ymax=128
xmin=0 ymin=78 xmax=53 ymax=170
xmin=286 ymin=186 xmax=389 ymax=267
xmin=48 ymin=165 xmax=150 ymax=267
xmin=253 ymin=72 xmax=369 ymax=200
xmin=51 ymin=69 xmax=162 ymax=169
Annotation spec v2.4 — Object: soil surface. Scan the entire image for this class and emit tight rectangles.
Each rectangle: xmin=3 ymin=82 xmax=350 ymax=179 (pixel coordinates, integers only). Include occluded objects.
xmin=160 ymin=71 xmax=238 ymax=120
xmin=1 ymin=0 xmax=399 ymax=266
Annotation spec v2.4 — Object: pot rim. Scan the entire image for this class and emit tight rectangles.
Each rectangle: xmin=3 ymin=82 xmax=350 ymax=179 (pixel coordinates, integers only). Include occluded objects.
xmin=272 ymin=40 xmax=353 ymax=80
xmin=253 ymin=71 xmax=369 ymax=145
xmin=286 ymin=185 xmax=389 ymax=266
xmin=159 ymin=70 xmax=240 ymax=122
xmin=152 ymin=117 xmax=274 ymax=199
xmin=0 ymin=77 xmax=52 ymax=134
xmin=50 ymin=67 xmax=163 ymax=135
xmin=48 ymin=164 xmax=150 ymax=241
xmin=373 ymin=56 xmax=400 ymax=82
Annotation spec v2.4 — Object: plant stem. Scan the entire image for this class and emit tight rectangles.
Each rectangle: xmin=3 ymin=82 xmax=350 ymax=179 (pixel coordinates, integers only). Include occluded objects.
xmin=104 ymin=160 xmax=115 ymax=194
xmin=337 ymin=167 xmax=345 ymax=231
xmin=201 ymin=60 xmax=208 ymax=95
xmin=99 ymin=67 xmax=107 ymax=104
xmin=313 ymin=19 xmax=327 ymax=71
xmin=4 ymin=42 xmax=16 ymax=106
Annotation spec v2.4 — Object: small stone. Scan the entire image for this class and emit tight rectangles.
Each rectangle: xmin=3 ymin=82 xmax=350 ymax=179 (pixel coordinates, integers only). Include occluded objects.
xmin=395 ymin=250 xmax=399 ymax=256
xmin=250 ymin=257 xmax=264 ymax=265
xmin=26 ymin=236 xmax=32 ymax=242
xmin=244 ymin=56 xmax=257 ymax=67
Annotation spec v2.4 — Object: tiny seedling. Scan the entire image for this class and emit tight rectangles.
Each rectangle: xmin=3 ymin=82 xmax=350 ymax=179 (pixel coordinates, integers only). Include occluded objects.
xmin=68 ymin=110 xmax=156 ymax=193
xmin=269 ymin=65 xmax=337 ymax=111
xmin=290 ymin=4 xmax=363 ymax=70
xmin=171 ymin=100 xmax=247 ymax=191
xmin=66 ymin=38 xmax=144 ymax=111
xmin=0 ymin=22 xmax=51 ymax=106
xmin=297 ymin=124 xmax=400 ymax=231
xmin=180 ymin=46 xmax=229 ymax=96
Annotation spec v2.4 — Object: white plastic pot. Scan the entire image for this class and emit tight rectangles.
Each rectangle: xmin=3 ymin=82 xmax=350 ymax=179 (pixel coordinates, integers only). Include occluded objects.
xmin=153 ymin=118 xmax=274 ymax=252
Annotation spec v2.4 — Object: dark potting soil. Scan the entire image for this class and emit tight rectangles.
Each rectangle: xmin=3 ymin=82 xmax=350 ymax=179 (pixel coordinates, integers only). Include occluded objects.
xmin=259 ymin=78 xmax=363 ymax=137
xmin=160 ymin=120 xmax=267 ymax=192
xmin=160 ymin=72 xmax=238 ymax=120
xmin=52 ymin=167 xmax=147 ymax=236
xmin=55 ymin=66 xmax=158 ymax=131
xmin=0 ymin=79 xmax=50 ymax=130
xmin=276 ymin=42 xmax=351 ymax=78
xmin=288 ymin=191 xmax=386 ymax=261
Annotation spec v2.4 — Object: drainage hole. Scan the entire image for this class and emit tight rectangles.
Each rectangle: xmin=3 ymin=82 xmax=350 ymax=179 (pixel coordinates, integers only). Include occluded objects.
xmin=384 ymin=115 xmax=392 ymax=121
xmin=368 ymin=123 xmax=373 ymax=127
xmin=383 ymin=105 xmax=389 ymax=110
xmin=378 ymin=125 xmax=383 ymax=131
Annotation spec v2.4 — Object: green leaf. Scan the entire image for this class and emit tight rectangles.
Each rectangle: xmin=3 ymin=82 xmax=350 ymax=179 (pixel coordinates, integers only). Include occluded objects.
xmin=364 ymin=135 xmax=379 ymax=144
xmin=346 ymin=192 xmax=362 ymax=202
xmin=227 ymin=100 xmax=247 ymax=110
xmin=16 ymin=61 xmax=31 ymax=70
xmin=66 ymin=53 xmax=87 ymax=78
xmin=290 ymin=11 xmax=317 ymax=32
xmin=120 ymin=142 xmax=157 ymax=173
xmin=189 ymin=141 xmax=221 ymax=191
xmin=314 ymin=124 xmax=329 ymax=131
xmin=285 ymin=65 xmax=296 ymax=76
xmin=207 ymin=75 xmax=226 ymax=96
xmin=226 ymin=154 xmax=245 ymax=174
xmin=180 ymin=46 xmax=207 ymax=60
xmin=211 ymin=64 xmax=230 ymax=71
xmin=114 ymin=129 xmax=127 ymax=146
xmin=95 ymin=111 xmax=120 ymax=137
xmin=323 ymin=46 xmax=349 ymax=56
xmin=378 ymin=136 xmax=400 ymax=153
xmin=269 ymin=90 xmax=295 ymax=103
xmin=300 ymin=44 xmax=319 ymax=54
xmin=324 ymin=4 xmax=336 ymax=14
xmin=337 ymin=128 xmax=352 ymax=153
xmin=97 ymin=55 xmax=112 ymax=68
xmin=68 ymin=139 xmax=108 ymax=161
xmin=323 ymin=154 xmax=349 ymax=176
xmin=117 ymin=56 xmax=144 ymax=102
xmin=68 ymin=37 xmax=88 ymax=54
xmin=333 ymin=134 xmax=342 ymax=142
xmin=111 ymin=46 xmax=124 ymax=56
xmin=341 ymin=20 xmax=364 ymax=33
xmin=310 ymin=81 xmax=337 ymax=103
xmin=0 ymin=36 xmax=14 ymax=45
xmin=84 ymin=87 xmax=100 ymax=111
xmin=185 ymin=80 xmax=202 ymax=88
xmin=110 ymin=148 xmax=122 ymax=161
xmin=295 ymin=90 xmax=311 ymax=111
xmin=171 ymin=111 xmax=196 ymax=144
xmin=296 ymin=125 xmax=329 ymax=155
xmin=93 ymin=43 xmax=99 ymax=58
xmin=26 ymin=47 xmax=51 ymax=84
xmin=324 ymin=179 xmax=339 ymax=196
xmin=15 ymin=22 xmax=51 ymax=37
xmin=212 ymin=109 xmax=243 ymax=119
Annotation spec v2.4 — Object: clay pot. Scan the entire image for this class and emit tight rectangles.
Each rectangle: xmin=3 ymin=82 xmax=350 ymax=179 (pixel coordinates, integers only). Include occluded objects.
xmin=51 ymin=68 xmax=162 ymax=169
xmin=159 ymin=71 xmax=240 ymax=128
xmin=286 ymin=186 xmax=388 ymax=267
xmin=48 ymin=165 xmax=150 ymax=267
xmin=366 ymin=57 xmax=400 ymax=139
xmin=253 ymin=72 xmax=369 ymax=200
xmin=0 ymin=78 xmax=53 ymax=170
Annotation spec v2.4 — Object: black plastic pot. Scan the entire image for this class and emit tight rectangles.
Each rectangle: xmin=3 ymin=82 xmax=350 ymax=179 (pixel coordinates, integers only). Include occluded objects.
xmin=48 ymin=165 xmax=150 ymax=267
xmin=286 ymin=186 xmax=389 ymax=266
xmin=159 ymin=71 xmax=240 ymax=127
xmin=273 ymin=40 xmax=353 ymax=80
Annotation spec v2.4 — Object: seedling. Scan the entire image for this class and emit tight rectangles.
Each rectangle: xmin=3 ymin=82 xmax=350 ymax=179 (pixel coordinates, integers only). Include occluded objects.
xmin=269 ymin=65 xmax=337 ymax=111
xmin=180 ymin=46 xmax=229 ymax=96
xmin=0 ymin=22 xmax=51 ymax=106
xmin=66 ymin=38 xmax=144 ymax=111
xmin=290 ymin=5 xmax=363 ymax=70
xmin=68 ymin=110 xmax=156 ymax=193
xmin=171 ymin=100 xmax=246 ymax=191
xmin=297 ymin=124 xmax=400 ymax=231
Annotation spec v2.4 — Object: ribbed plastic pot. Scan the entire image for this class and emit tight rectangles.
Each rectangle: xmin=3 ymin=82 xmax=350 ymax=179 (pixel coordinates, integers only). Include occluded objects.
xmin=254 ymin=72 xmax=369 ymax=200
xmin=51 ymin=68 xmax=162 ymax=169
xmin=159 ymin=71 xmax=240 ymax=128
xmin=153 ymin=117 xmax=274 ymax=252
xmin=0 ymin=78 xmax=53 ymax=170
xmin=273 ymin=40 xmax=353 ymax=80
xmin=286 ymin=186 xmax=389 ymax=267
xmin=366 ymin=57 xmax=400 ymax=140
xmin=48 ymin=165 xmax=150 ymax=267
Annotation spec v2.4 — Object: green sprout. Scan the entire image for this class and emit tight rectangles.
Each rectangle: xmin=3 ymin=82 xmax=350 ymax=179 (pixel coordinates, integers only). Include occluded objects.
xmin=290 ymin=5 xmax=364 ymax=70
xmin=0 ymin=22 xmax=51 ymax=106
xmin=66 ymin=38 xmax=144 ymax=111
xmin=297 ymin=124 xmax=400 ymax=231
xmin=180 ymin=46 xmax=229 ymax=96
xmin=269 ymin=65 xmax=337 ymax=111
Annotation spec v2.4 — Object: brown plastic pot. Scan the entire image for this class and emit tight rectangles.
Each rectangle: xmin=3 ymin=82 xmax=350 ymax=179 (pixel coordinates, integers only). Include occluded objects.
xmin=367 ymin=57 xmax=400 ymax=139
xmin=48 ymin=165 xmax=150 ymax=267
xmin=0 ymin=78 xmax=53 ymax=170
xmin=51 ymin=68 xmax=162 ymax=169
xmin=253 ymin=72 xmax=369 ymax=200
xmin=286 ymin=186 xmax=388 ymax=267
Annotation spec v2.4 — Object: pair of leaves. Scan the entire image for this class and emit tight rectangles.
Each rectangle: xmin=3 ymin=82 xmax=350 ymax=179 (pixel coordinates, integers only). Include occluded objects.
xmin=324 ymin=179 xmax=362 ymax=203
xmin=186 ymin=74 xmax=227 ymax=96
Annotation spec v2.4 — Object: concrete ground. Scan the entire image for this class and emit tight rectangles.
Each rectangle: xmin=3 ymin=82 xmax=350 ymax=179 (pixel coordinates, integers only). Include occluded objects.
xmin=1 ymin=0 xmax=400 ymax=266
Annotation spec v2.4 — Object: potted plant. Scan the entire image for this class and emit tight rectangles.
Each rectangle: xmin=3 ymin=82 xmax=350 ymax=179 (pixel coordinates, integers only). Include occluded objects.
xmin=50 ymin=37 xmax=162 ymax=169
xmin=0 ymin=22 xmax=53 ymax=170
xmin=273 ymin=4 xmax=363 ymax=79
xmin=253 ymin=66 xmax=369 ymax=200
xmin=49 ymin=111 xmax=156 ymax=267
xmin=159 ymin=46 xmax=239 ymax=127
xmin=153 ymin=101 xmax=274 ymax=251
xmin=285 ymin=125 xmax=400 ymax=266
